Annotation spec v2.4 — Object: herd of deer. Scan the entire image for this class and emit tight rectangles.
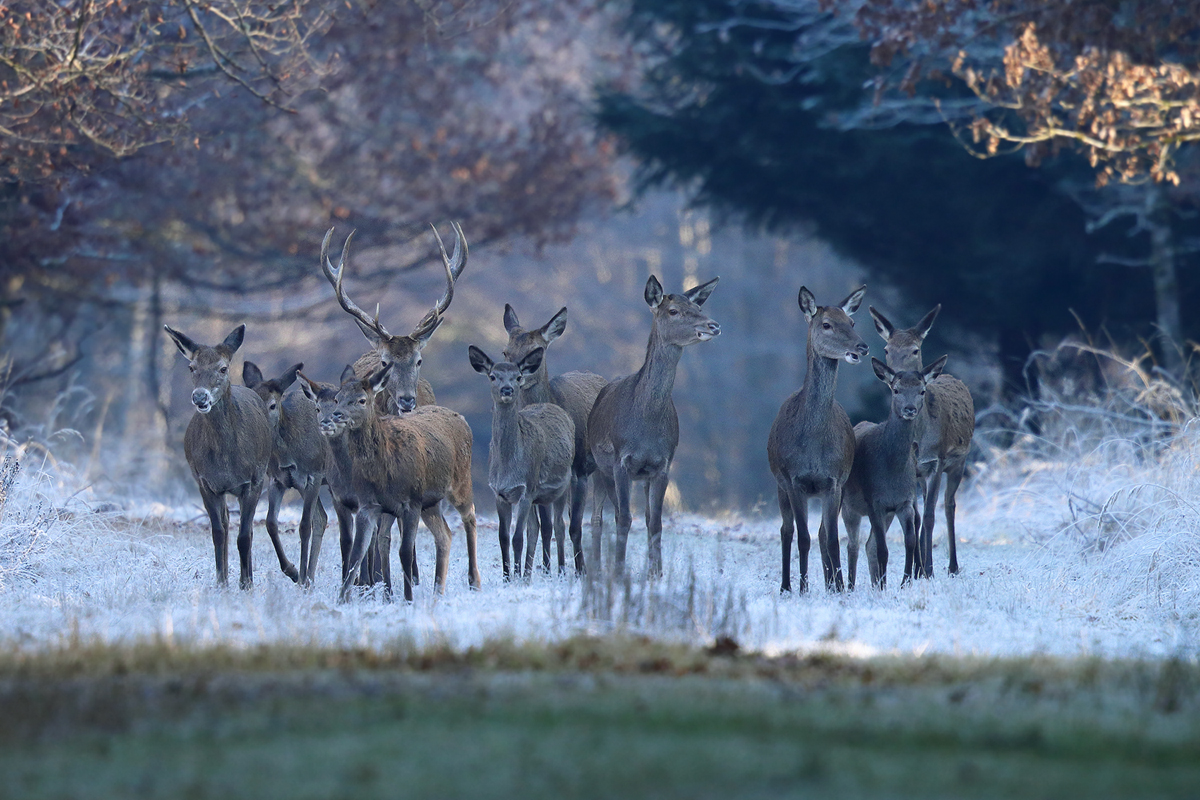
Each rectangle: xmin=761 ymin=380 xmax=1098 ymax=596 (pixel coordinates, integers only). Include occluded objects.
xmin=163 ymin=224 xmax=974 ymax=603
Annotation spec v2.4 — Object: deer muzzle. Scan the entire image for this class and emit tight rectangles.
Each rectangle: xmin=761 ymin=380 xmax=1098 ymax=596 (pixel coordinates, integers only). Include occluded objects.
xmin=396 ymin=395 xmax=417 ymax=413
xmin=696 ymin=321 xmax=721 ymax=341
xmin=844 ymin=342 xmax=870 ymax=364
xmin=191 ymin=389 xmax=216 ymax=414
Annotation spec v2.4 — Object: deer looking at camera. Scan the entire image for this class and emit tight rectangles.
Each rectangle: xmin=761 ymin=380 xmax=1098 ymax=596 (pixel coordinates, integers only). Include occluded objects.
xmin=842 ymin=356 xmax=947 ymax=589
xmin=242 ymin=361 xmax=330 ymax=587
xmin=323 ymin=363 xmax=480 ymax=603
xmin=164 ymin=324 xmax=271 ymax=590
xmin=587 ymin=275 xmax=720 ymax=577
xmin=767 ymin=286 xmax=869 ymax=594
xmin=469 ymin=345 xmax=576 ymax=579
xmin=321 ymin=223 xmax=467 ymax=586
xmin=869 ymin=305 xmax=975 ymax=576
xmin=501 ymin=305 xmax=606 ymax=573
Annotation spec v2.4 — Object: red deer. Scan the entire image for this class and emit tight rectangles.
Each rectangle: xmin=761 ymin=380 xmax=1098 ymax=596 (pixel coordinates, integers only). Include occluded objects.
xmin=501 ymin=305 xmax=606 ymax=573
xmin=164 ymin=324 xmax=271 ymax=589
xmin=842 ymin=356 xmax=947 ymax=589
xmin=323 ymin=364 xmax=480 ymax=602
xmin=767 ymin=286 xmax=869 ymax=594
xmin=587 ymin=275 xmax=720 ymax=577
xmin=869 ymin=305 xmax=975 ymax=576
xmin=242 ymin=361 xmax=330 ymax=587
xmin=469 ymin=346 xmax=576 ymax=579
xmin=321 ymin=223 xmax=467 ymax=585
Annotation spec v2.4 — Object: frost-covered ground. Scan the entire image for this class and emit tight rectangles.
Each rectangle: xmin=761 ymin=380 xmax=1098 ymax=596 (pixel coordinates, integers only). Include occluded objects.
xmin=2 ymin=422 xmax=1199 ymax=660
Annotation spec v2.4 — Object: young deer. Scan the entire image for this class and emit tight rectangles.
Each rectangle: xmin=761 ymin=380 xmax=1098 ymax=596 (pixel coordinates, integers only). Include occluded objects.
xmin=325 ymin=364 xmax=480 ymax=602
xmin=587 ymin=275 xmax=720 ymax=577
xmin=869 ymin=305 xmax=975 ymax=576
xmin=321 ymin=223 xmax=466 ymax=585
xmin=242 ymin=361 xmax=330 ymax=587
xmin=767 ymin=286 xmax=869 ymax=594
xmin=469 ymin=346 xmax=576 ymax=579
xmin=164 ymin=324 xmax=271 ymax=589
xmin=501 ymin=305 xmax=606 ymax=572
xmin=842 ymin=356 xmax=947 ymax=589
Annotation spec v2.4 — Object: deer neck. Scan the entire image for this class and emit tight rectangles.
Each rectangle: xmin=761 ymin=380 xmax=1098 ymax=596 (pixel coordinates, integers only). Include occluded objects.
xmin=880 ymin=409 xmax=919 ymax=466
xmin=634 ymin=323 xmax=683 ymax=406
xmin=801 ymin=337 xmax=841 ymax=418
xmin=490 ymin=399 xmax=526 ymax=462
xmin=519 ymin=364 xmax=554 ymax=406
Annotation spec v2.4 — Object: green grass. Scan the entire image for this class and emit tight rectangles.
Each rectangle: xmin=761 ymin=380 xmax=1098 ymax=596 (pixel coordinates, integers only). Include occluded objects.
xmin=2 ymin=637 xmax=1198 ymax=799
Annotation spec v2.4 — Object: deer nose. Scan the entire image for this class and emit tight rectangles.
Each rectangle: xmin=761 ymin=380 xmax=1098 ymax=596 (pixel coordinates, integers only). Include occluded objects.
xmin=856 ymin=342 xmax=870 ymax=356
xmin=499 ymin=385 xmax=514 ymax=398
xmin=191 ymin=389 xmax=213 ymax=411
xmin=397 ymin=396 xmax=417 ymax=413
xmin=706 ymin=321 xmax=721 ymax=336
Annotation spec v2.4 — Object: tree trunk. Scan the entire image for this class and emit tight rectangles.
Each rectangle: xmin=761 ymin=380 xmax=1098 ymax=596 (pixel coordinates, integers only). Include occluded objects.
xmin=1146 ymin=185 xmax=1184 ymax=379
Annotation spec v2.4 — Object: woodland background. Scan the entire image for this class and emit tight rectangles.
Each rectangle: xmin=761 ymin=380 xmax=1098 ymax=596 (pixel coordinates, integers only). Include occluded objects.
xmin=4 ymin=0 xmax=1200 ymax=510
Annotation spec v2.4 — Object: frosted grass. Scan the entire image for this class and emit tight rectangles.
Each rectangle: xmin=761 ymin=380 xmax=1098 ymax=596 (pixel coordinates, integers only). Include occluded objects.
xmin=1 ymin=412 xmax=1199 ymax=660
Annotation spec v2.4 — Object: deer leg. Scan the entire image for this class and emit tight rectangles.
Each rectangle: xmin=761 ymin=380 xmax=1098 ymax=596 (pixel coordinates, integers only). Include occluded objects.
xmin=360 ymin=515 xmax=389 ymax=586
xmin=569 ymin=470 xmax=588 ymax=570
xmin=552 ymin=495 xmax=571 ymax=575
xmin=777 ymin=485 xmax=795 ymax=594
xmin=497 ymin=498 xmax=513 ymax=581
xmin=536 ymin=503 xmax=554 ymax=574
xmin=235 ymin=479 xmax=262 ymax=591
xmin=819 ymin=489 xmax=845 ymax=592
xmin=902 ymin=500 xmax=920 ymax=586
xmin=302 ymin=483 xmax=328 ymax=588
xmin=335 ymin=501 xmax=354 ymax=584
xmin=646 ymin=470 xmax=669 ymax=579
xmin=459 ymin=500 xmax=482 ymax=590
xmin=263 ymin=480 xmax=299 ymax=583
xmin=399 ymin=505 xmax=420 ymax=602
xmin=943 ymin=459 xmax=966 ymax=576
xmin=339 ymin=507 xmax=377 ymax=603
xmin=920 ymin=461 xmax=944 ymax=579
xmin=420 ymin=506 xmax=452 ymax=595
xmin=590 ymin=473 xmax=613 ymax=573
xmin=786 ymin=485 xmax=811 ymax=594
xmin=842 ymin=506 xmax=862 ymax=591
xmin=611 ymin=463 xmax=634 ymax=576
xmin=865 ymin=508 xmax=890 ymax=589
xmin=516 ymin=497 xmax=535 ymax=580
xmin=200 ymin=486 xmax=230 ymax=587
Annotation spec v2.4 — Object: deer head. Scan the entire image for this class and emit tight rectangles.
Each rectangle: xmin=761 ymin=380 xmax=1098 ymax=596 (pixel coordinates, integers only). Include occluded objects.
xmin=799 ymin=286 xmax=869 ymax=364
xmin=164 ymin=324 xmax=246 ymax=414
xmin=321 ymin=222 xmax=467 ymax=412
xmin=644 ymin=275 xmax=721 ymax=347
xmin=870 ymin=304 xmax=940 ymax=372
xmin=469 ymin=345 xmax=545 ymax=405
xmin=872 ymin=355 xmax=948 ymax=420
xmin=243 ymin=361 xmax=302 ymax=426
xmin=329 ymin=363 xmax=392 ymax=433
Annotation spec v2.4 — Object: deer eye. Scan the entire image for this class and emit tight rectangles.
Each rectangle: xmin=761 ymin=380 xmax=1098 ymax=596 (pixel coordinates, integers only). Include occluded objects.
xmin=219 ymin=366 xmax=228 ymax=374
xmin=668 ymin=307 xmax=679 ymax=316
xmin=188 ymin=365 xmax=196 ymax=372
xmin=912 ymin=348 xmax=919 ymax=355
xmin=416 ymin=357 xmax=423 ymax=367
xmin=358 ymin=397 xmax=367 ymax=405
xmin=822 ymin=322 xmax=832 ymax=330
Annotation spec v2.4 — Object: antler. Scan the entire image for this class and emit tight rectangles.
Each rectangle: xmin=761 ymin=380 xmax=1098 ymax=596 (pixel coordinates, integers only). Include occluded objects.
xmin=411 ymin=221 xmax=468 ymax=338
xmin=321 ymin=228 xmax=391 ymax=340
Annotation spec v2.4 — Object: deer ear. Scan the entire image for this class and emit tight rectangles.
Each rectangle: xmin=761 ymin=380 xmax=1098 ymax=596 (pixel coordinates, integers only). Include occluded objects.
xmin=242 ymin=361 xmax=264 ymax=388
xmin=221 ymin=324 xmax=246 ymax=354
xmin=297 ymin=373 xmax=318 ymax=402
xmin=913 ymin=305 xmax=941 ymax=341
xmin=163 ymin=325 xmax=199 ymax=359
xmin=518 ymin=347 xmax=544 ymax=376
xmin=541 ymin=308 xmax=568 ymax=343
xmin=468 ymin=345 xmax=494 ymax=375
xmin=871 ymin=357 xmax=894 ymax=384
xmin=340 ymin=364 xmax=358 ymax=385
xmin=797 ymin=287 xmax=818 ymax=321
xmin=644 ymin=275 xmax=664 ymax=308
xmin=869 ymin=306 xmax=894 ymax=341
xmin=924 ymin=354 xmax=949 ymax=382
xmin=684 ymin=276 xmax=719 ymax=307
xmin=279 ymin=363 xmax=303 ymax=391
xmin=368 ymin=363 xmax=391 ymax=393
xmin=503 ymin=303 xmax=521 ymax=334
xmin=840 ymin=286 xmax=866 ymax=316
xmin=410 ymin=311 xmax=443 ymax=346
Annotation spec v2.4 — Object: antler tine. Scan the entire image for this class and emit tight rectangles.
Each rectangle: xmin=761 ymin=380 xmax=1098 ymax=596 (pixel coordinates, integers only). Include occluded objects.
xmin=428 ymin=221 xmax=468 ymax=318
xmin=321 ymin=228 xmax=391 ymax=339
